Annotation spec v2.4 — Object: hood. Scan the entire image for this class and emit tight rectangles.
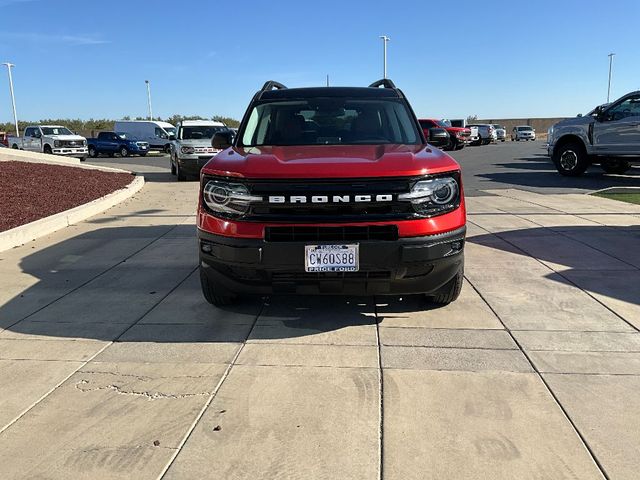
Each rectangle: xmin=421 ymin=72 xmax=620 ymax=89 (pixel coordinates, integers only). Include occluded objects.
xmin=202 ymin=144 xmax=460 ymax=179
xmin=444 ymin=126 xmax=469 ymax=133
xmin=552 ymin=116 xmax=592 ymax=128
xmin=47 ymin=134 xmax=85 ymax=141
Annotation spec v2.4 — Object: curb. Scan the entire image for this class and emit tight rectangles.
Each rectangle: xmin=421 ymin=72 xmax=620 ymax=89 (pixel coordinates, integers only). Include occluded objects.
xmin=0 ymin=175 xmax=145 ymax=253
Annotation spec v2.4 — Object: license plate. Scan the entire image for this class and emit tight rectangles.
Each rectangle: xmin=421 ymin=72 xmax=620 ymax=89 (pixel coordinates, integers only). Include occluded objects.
xmin=305 ymin=244 xmax=359 ymax=272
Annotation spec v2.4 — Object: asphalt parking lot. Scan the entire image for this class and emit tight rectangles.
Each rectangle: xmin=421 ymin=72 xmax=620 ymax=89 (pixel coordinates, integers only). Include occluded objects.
xmin=1 ymin=143 xmax=640 ymax=479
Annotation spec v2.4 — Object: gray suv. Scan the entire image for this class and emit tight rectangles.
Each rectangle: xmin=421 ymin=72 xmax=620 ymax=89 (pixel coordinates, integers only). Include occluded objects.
xmin=548 ymin=91 xmax=640 ymax=176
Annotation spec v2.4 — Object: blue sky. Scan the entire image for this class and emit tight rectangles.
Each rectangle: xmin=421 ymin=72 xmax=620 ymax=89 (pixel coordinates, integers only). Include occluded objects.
xmin=1 ymin=0 xmax=639 ymax=123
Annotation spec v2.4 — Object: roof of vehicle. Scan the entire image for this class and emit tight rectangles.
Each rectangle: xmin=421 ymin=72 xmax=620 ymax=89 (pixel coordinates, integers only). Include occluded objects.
xmin=258 ymin=86 xmax=401 ymax=101
xmin=179 ymin=120 xmax=225 ymax=126
xmin=114 ymin=120 xmax=176 ymax=128
xmin=38 ymin=125 xmax=66 ymax=128
xmin=515 ymin=125 xmax=534 ymax=128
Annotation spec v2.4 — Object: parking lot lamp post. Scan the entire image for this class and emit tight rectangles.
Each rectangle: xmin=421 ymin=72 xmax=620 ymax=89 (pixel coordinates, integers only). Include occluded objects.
xmin=145 ymin=80 xmax=153 ymax=120
xmin=607 ymin=53 xmax=615 ymax=103
xmin=2 ymin=62 xmax=19 ymax=137
xmin=379 ymin=35 xmax=390 ymax=79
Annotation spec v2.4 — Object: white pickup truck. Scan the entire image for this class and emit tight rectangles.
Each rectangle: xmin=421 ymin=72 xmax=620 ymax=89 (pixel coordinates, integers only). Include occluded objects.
xmin=8 ymin=125 xmax=88 ymax=161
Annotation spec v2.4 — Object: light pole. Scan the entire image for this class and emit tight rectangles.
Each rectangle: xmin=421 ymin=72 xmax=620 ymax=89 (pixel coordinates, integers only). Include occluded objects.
xmin=379 ymin=35 xmax=390 ymax=79
xmin=145 ymin=80 xmax=153 ymax=120
xmin=607 ymin=53 xmax=615 ymax=103
xmin=2 ymin=62 xmax=19 ymax=137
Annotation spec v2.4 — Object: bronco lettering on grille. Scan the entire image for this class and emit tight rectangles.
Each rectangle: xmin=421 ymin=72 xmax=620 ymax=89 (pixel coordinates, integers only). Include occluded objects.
xmin=267 ymin=195 xmax=393 ymax=204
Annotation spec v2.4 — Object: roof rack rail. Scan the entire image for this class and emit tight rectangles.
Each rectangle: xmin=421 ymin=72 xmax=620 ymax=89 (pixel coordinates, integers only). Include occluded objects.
xmin=369 ymin=79 xmax=397 ymax=89
xmin=261 ymin=80 xmax=287 ymax=92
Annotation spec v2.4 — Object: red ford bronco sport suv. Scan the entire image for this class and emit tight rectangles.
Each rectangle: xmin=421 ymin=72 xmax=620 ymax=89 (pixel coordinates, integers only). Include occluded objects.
xmin=198 ymin=79 xmax=466 ymax=306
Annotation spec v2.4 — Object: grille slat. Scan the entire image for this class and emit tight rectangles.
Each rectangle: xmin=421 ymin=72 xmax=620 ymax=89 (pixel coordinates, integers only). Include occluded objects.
xmin=265 ymin=225 xmax=398 ymax=242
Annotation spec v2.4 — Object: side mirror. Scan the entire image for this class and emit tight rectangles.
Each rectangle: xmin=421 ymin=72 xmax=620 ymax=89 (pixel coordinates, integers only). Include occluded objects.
xmin=168 ymin=134 xmax=176 ymax=141
xmin=212 ymin=131 xmax=236 ymax=149
xmin=577 ymin=113 xmax=583 ymax=117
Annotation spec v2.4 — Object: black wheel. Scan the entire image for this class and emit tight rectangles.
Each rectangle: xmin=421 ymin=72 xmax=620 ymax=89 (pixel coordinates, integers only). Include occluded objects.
xmin=445 ymin=138 xmax=457 ymax=151
xmin=427 ymin=267 xmax=464 ymax=306
xmin=139 ymin=153 xmax=147 ymax=157
xmin=108 ymin=152 xmax=115 ymax=157
xmin=164 ymin=144 xmax=172 ymax=154
xmin=176 ymin=159 xmax=186 ymax=181
xmin=200 ymin=267 xmax=235 ymax=306
xmin=601 ymin=159 xmax=631 ymax=175
xmin=119 ymin=146 xmax=129 ymax=157
xmin=170 ymin=155 xmax=176 ymax=175
xmin=79 ymin=156 xmax=86 ymax=162
xmin=43 ymin=145 xmax=52 ymax=155
xmin=553 ymin=141 xmax=589 ymax=177
xmin=88 ymin=146 xmax=98 ymax=158
xmin=474 ymin=136 xmax=482 ymax=146
xmin=11 ymin=144 xmax=19 ymax=149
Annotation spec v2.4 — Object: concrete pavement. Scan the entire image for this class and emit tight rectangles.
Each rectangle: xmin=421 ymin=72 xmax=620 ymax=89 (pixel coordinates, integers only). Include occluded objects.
xmin=1 ymin=165 xmax=640 ymax=478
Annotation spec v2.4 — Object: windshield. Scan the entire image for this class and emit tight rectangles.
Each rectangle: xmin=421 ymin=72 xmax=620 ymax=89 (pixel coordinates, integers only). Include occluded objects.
xmin=164 ymin=127 xmax=177 ymax=135
xmin=517 ymin=126 xmax=533 ymax=131
xmin=493 ymin=125 xmax=504 ymax=129
xmin=180 ymin=125 xmax=227 ymax=140
xmin=436 ymin=120 xmax=451 ymax=128
xmin=41 ymin=127 xmax=73 ymax=135
xmin=240 ymin=98 xmax=421 ymax=147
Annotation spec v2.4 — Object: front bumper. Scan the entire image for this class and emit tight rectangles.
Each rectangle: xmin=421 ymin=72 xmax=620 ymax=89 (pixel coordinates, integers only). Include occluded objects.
xmin=178 ymin=156 xmax=213 ymax=175
xmin=52 ymin=147 xmax=88 ymax=157
xmin=198 ymin=226 xmax=465 ymax=296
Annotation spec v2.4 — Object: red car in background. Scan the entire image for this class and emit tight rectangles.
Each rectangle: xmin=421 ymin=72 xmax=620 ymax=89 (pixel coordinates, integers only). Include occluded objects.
xmin=0 ymin=132 xmax=9 ymax=147
xmin=418 ymin=119 xmax=470 ymax=151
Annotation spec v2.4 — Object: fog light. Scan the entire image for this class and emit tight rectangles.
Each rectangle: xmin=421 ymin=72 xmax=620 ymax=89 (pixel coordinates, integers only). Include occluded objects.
xmin=201 ymin=242 xmax=213 ymax=254
xmin=449 ymin=241 xmax=463 ymax=252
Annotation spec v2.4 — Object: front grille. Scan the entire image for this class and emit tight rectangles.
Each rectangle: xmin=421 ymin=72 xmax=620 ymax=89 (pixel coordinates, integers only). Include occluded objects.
xmin=245 ymin=177 xmax=417 ymax=222
xmin=60 ymin=140 xmax=84 ymax=147
xmin=265 ymin=225 xmax=398 ymax=242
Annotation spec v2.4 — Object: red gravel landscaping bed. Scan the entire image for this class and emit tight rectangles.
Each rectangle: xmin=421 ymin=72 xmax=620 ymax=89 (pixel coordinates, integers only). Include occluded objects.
xmin=0 ymin=161 xmax=134 ymax=232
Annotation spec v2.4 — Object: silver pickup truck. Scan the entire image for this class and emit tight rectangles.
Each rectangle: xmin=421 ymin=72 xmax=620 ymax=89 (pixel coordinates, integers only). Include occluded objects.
xmin=548 ymin=91 xmax=640 ymax=176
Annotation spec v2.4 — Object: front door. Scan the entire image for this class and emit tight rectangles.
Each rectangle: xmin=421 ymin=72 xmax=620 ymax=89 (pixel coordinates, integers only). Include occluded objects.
xmin=593 ymin=93 xmax=640 ymax=154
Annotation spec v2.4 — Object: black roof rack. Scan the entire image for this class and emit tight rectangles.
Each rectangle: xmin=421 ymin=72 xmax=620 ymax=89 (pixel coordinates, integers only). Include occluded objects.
xmin=261 ymin=81 xmax=287 ymax=92
xmin=369 ymin=79 xmax=397 ymax=89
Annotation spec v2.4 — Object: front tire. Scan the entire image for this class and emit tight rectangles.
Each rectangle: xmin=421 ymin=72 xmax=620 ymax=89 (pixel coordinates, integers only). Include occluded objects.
xmin=200 ymin=268 xmax=236 ymax=306
xmin=170 ymin=155 xmax=176 ymax=175
xmin=164 ymin=144 xmax=172 ymax=154
xmin=427 ymin=267 xmax=464 ymax=306
xmin=79 ymin=156 xmax=86 ymax=162
xmin=119 ymin=147 xmax=129 ymax=157
xmin=88 ymin=146 xmax=98 ymax=158
xmin=554 ymin=141 xmax=589 ymax=177
xmin=43 ymin=145 xmax=52 ymax=155
xmin=176 ymin=159 xmax=186 ymax=181
xmin=601 ymin=159 xmax=631 ymax=175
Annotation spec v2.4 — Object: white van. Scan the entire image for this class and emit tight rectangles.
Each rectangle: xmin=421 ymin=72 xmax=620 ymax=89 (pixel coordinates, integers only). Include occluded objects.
xmin=113 ymin=120 xmax=177 ymax=152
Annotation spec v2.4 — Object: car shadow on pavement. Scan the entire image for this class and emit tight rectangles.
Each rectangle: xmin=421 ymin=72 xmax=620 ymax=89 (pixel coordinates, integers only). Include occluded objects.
xmin=479 ymin=156 xmax=640 ymax=191
xmin=1 ymin=224 xmax=387 ymax=343
xmin=467 ymin=225 xmax=640 ymax=309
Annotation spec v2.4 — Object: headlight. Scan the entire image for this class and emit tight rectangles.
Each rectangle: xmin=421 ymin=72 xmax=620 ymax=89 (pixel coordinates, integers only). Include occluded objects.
xmin=398 ymin=176 xmax=460 ymax=216
xmin=54 ymin=140 xmax=61 ymax=147
xmin=202 ymin=180 xmax=262 ymax=218
xmin=181 ymin=146 xmax=195 ymax=154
